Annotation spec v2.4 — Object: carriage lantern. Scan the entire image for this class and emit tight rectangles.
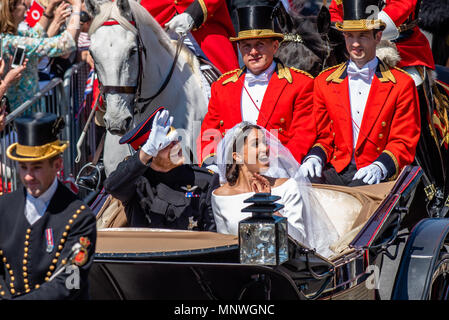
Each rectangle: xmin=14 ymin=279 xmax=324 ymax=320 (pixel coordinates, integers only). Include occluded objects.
xmin=239 ymin=193 xmax=288 ymax=266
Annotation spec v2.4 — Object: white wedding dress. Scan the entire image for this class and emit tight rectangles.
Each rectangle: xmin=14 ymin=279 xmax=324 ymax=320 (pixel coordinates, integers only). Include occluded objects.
xmin=212 ymin=178 xmax=311 ymax=250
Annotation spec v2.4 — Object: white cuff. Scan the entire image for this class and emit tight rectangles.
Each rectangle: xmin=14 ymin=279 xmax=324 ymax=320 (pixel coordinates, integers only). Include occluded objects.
xmin=373 ymin=161 xmax=388 ymax=180
xmin=303 ymin=155 xmax=322 ymax=165
xmin=378 ymin=11 xmax=399 ymax=41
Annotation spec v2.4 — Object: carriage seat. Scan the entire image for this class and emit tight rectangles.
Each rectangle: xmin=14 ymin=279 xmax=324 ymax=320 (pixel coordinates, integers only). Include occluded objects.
xmin=311 ymin=182 xmax=395 ymax=259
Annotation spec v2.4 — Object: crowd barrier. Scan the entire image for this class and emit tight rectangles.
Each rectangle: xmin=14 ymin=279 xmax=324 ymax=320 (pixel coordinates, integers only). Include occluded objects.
xmin=0 ymin=62 xmax=97 ymax=195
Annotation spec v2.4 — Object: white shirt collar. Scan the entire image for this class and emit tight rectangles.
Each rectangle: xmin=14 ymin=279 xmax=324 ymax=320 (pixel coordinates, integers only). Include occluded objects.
xmin=245 ymin=61 xmax=276 ymax=82
xmin=25 ymin=177 xmax=59 ymax=225
xmin=348 ymin=57 xmax=378 ymax=73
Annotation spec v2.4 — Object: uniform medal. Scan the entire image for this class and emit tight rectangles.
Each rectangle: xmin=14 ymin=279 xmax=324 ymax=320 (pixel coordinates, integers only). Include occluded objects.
xmin=45 ymin=228 xmax=54 ymax=253
xmin=181 ymin=185 xmax=200 ymax=198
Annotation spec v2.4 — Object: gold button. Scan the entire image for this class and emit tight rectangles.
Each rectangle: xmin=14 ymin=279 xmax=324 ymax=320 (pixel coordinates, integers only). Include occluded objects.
xmin=378 ymin=133 xmax=383 ymax=139
xmin=62 ymin=232 xmax=68 ymax=237
xmin=280 ymin=118 xmax=285 ymax=123
xmin=278 ymin=128 xmax=283 ymax=133
xmin=46 ymin=272 xmax=52 ymax=277
xmin=26 ymin=229 xmax=31 ymax=234
xmin=24 ymin=241 xmax=29 ymax=246
xmin=62 ymin=259 xmax=67 ymax=265
xmin=5 ymin=263 xmax=10 ymax=269
xmin=22 ymin=259 xmax=27 ymax=265
xmin=332 ymin=132 xmax=335 ymax=137
xmin=8 ymin=270 xmax=13 ymax=275
xmin=55 ymin=252 xmax=61 ymax=257
xmin=219 ymin=120 xmax=224 ymax=126
xmin=355 ymin=151 xmax=359 ymax=156
xmin=174 ymin=0 xmax=178 ymax=4
xmin=24 ymin=247 xmax=28 ymax=253
xmin=68 ymin=219 xmax=73 ymax=224
xmin=23 ymin=279 xmax=28 ymax=284
xmin=35 ymin=285 xmax=40 ymax=289
xmin=24 ymin=284 xmax=29 ymax=289
xmin=45 ymin=277 xmax=49 ymax=282
xmin=10 ymin=283 xmax=14 ymax=288
xmin=80 ymin=205 xmax=86 ymax=210
xmin=0 ymin=291 xmax=4 ymax=295
xmin=49 ymin=265 xmax=55 ymax=271
xmin=76 ymin=210 xmax=81 ymax=214
xmin=333 ymin=155 xmax=337 ymax=160
xmin=24 ymin=253 xmax=28 ymax=258
xmin=52 ymin=259 xmax=58 ymax=264
xmin=10 ymin=276 xmax=14 ymax=281
xmin=0 ymin=250 xmax=3 ymax=255
xmin=10 ymin=289 xmax=15 ymax=294
xmin=330 ymin=120 xmax=333 ymax=124
xmin=2 ymin=257 xmax=6 ymax=263
xmin=65 ymin=225 xmax=70 ymax=231
xmin=25 ymin=235 xmax=29 ymax=240
xmin=23 ymin=272 xmax=27 ymax=277
xmin=58 ymin=245 xmax=63 ymax=251
xmin=376 ymin=147 xmax=380 ymax=152
xmin=23 ymin=266 xmax=27 ymax=272
xmin=25 ymin=288 xmax=30 ymax=293
xmin=222 ymin=132 xmax=225 ymax=137
xmin=381 ymin=121 xmax=386 ymax=127
xmin=60 ymin=239 xmax=65 ymax=244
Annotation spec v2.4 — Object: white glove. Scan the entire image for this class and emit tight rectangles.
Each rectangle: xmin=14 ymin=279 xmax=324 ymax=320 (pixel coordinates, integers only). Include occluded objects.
xmin=352 ymin=162 xmax=385 ymax=185
xmin=300 ymin=156 xmax=322 ymax=178
xmin=141 ymin=110 xmax=178 ymax=157
xmin=378 ymin=11 xmax=399 ymax=41
xmin=165 ymin=13 xmax=194 ymax=35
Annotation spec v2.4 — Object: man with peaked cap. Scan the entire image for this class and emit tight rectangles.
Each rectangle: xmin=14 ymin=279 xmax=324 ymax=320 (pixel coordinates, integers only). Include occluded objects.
xmin=301 ymin=0 xmax=421 ymax=186
xmin=104 ymin=108 xmax=218 ymax=231
xmin=0 ymin=112 xmax=96 ymax=300
xmin=198 ymin=5 xmax=317 ymax=167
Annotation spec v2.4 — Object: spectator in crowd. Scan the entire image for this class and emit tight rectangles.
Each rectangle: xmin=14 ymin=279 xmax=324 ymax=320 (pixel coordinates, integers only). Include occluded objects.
xmin=0 ymin=56 xmax=27 ymax=131
xmin=0 ymin=0 xmax=83 ymax=110
xmin=0 ymin=112 xmax=96 ymax=299
xmin=301 ymin=0 xmax=420 ymax=186
xmin=198 ymin=5 xmax=317 ymax=167
xmin=104 ymin=109 xmax=219 ymax=231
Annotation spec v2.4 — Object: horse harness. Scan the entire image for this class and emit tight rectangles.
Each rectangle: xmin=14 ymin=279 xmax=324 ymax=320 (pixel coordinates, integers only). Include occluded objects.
xmin=95 ymin=18 xmax=186 ymax=119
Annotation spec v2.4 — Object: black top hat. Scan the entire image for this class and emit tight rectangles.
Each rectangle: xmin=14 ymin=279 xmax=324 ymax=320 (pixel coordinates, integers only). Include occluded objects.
xmin=229 ymin=5 xmax=284 ymax=42
xmin=335 ymin=0 xmax=386 ymax=31
xmin=7 ymin=112 xmax=68 ymax=162
xmin=119 ymin=107 xmax=175 ymax=151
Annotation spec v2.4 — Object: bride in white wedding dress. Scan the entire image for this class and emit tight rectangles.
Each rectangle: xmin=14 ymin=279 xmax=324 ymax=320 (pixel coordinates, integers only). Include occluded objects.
xmin=211 ymin=122 xmax=338 ymax=258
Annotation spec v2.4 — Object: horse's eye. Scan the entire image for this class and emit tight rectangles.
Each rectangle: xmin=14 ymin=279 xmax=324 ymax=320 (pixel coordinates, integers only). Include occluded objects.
xmin=130 ymin=47 xmax=138 ymax=56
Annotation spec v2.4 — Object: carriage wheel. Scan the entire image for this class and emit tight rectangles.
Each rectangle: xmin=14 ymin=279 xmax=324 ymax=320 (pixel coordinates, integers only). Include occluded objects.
xmin=429 ymin=253 xmax=449 ymax=300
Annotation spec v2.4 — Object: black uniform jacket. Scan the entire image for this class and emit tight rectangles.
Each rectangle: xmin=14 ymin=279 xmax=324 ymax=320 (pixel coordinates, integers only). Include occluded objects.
xmin=0 ymin=182 xmax=96 ymax=300
xmin=104 ymin=152 xmax=219 ymax=231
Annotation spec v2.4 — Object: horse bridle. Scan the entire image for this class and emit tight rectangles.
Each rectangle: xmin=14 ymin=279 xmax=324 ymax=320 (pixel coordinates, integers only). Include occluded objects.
xmin=96 ymin=18 xmax=185 ymax=118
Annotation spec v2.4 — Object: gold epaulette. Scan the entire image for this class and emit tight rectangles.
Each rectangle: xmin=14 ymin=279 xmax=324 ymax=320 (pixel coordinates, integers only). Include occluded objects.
xmin=290 ymin=67 xmax=314 ymax=79
xmin=217 ymin=68 xmax=241 ymax=84
xmin=318 ymin=63 xmax=344 ymax=77
xmin=392 ymin=66 xmax=412 ymax=78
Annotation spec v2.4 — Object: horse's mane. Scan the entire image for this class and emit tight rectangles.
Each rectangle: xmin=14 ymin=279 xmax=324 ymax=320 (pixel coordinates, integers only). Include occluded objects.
xmin=88 ymin=0 xmax=175 ymax=57
xmin=88 ymin=0 xmax=201 ymax=82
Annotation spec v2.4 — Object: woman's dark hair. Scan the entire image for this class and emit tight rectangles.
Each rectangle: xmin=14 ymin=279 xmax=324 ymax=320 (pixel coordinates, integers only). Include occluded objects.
xmin=225 ymin=123 xmax=260 ymax=186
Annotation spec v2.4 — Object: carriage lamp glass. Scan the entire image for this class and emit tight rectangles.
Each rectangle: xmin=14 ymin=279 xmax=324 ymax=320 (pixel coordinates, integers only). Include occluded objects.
xmin=239 ymin=193 xmax=288 ymax=266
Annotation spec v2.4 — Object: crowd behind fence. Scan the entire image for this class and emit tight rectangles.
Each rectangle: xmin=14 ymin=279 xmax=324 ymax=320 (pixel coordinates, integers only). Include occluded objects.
xmin=0 ymin=62 xmax=97 ymax=195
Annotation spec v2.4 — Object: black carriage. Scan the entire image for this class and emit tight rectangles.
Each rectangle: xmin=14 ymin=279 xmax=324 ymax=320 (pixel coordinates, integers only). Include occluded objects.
xmin=88 ymin=165 xmax=449 ymax=300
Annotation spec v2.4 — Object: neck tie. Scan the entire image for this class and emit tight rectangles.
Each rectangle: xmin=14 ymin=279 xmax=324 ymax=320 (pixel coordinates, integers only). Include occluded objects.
xmin=245 ymin=72 xmax=269 ymax=86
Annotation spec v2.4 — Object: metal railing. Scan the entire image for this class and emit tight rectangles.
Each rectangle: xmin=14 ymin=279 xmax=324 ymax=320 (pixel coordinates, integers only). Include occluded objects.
xmin=0 ymin=62 xmax=96 ymax=194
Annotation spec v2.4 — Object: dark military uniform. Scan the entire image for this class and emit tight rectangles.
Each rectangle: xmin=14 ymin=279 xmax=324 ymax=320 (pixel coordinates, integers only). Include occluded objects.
xmin=104 ymin=152 xmax=219 ymax=231
xmin=0 ymin=182 xmax=96 ymax=300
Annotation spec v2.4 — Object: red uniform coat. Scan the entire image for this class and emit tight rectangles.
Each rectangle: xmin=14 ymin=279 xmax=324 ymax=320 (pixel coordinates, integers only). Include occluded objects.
xmin=329 ymin=0 xmax=435 ymax=69
xmin=140 ymin=0 xmax=239 ymax=73
xmin=312 ymin=60 xmax=421 ymax=179
xmin=198 ymin=61 xmax=316 ymax=165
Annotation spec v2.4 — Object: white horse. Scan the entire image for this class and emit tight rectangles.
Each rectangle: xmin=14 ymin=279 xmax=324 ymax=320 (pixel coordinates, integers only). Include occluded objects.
xmin=84 ymin=0 xmax=209 ymax=176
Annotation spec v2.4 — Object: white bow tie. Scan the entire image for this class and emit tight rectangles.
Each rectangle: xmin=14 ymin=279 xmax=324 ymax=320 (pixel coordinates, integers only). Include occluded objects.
xmin=246 ymin=72 xmax=270 ymax=86
xmin=347 ymin=63 xmax=371 ymax=81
